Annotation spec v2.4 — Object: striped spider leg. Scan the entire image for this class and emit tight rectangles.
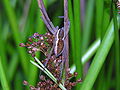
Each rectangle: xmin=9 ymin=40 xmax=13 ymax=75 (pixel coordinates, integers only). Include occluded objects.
xmin=37 ymin=0 xmax=57 ymax=34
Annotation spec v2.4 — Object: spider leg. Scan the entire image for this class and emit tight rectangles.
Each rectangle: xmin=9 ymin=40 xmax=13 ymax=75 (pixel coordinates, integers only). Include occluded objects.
xmin=40 ymin=8 xmax=55 ymax=33
xmin=40 ymin=16 xmax=54 ymax=34
xmin=39 ymin=0 xmax=55 ymax=30
xmin=38 ymin=0 xmax=56 ymax=34
xmin=62 ymin=20 xmax=70 ymax=40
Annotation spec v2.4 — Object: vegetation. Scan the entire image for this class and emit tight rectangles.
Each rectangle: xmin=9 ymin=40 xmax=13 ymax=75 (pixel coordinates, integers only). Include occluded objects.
xmin=0 ymin=0 xmax=119 ymax=90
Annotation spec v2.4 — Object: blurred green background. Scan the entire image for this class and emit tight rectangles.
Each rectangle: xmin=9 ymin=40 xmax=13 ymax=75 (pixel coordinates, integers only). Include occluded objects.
xmin=0 ymin=0 xmax=120 ymax=90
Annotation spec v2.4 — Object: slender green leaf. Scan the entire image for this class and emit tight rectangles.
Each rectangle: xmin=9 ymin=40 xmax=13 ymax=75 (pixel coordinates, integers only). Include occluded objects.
xmin=82 ymin=39 xmax=101 ymax=65
xmin=8 ymin=53 xmax=18 ymax=81
xmin=0 ymin=57 xmax=10 ymax=90
xmin=82 ymin=0 xmax=95 ymax=54
xmin=2 ymin=0 xmax=29 ymax=76
xmin=95 ymin=0 xmax=104 ymax=38
xmin=70 ymin=39 xmax=101 ymax=73
xmin=68 ymin=0 xmax=75 ymax=64
xmin=113 ymin=3 xmax=120 ymax=90
xmin=73 ymin=0 xmax=82 ymax=87
xmin=80 ymin=19 xmax=114 ymax=90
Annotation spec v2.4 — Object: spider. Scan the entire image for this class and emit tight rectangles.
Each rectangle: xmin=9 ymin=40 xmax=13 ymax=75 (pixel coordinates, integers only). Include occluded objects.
xmin=37 ymin=0 xmax=70 ymax=66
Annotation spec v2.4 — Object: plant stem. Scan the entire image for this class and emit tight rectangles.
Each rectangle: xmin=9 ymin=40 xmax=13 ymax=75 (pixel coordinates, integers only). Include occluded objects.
xmin=64 ymin=0 xmax=69 ymax=79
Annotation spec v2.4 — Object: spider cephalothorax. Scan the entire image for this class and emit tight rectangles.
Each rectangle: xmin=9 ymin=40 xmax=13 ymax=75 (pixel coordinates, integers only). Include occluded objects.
xmin=54 ymin=28 xmax=65 ymax=57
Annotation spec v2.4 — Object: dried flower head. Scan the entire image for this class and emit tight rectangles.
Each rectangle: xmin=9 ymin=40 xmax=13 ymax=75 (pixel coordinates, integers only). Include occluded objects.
xmin=19 ymin=32 xmax=54 ymax=57
xmin=20 ymin=32 xmax=82 ymax=90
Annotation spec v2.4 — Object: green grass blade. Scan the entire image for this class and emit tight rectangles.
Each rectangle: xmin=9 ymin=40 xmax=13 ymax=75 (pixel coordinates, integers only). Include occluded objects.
xmin=102 ymin=2 xmax=110 ymax=37
xmin=68 ymin=0 xmax=75 ymax=63
xmin=73 ymin=0 xmax=82 ymax=86
xmin=96 ymin=66 xmax=106 ymax=90
xmin=8 ymin=53 xmax=18 ymax=82
xmin=26 ymin=0 xmax=39 ymax=86
xmin=0 ymin=30 xmax=7 ymax=72
xmin=82 ymin=0 xmax=95 ymax=54
xmin=95 ymin=0 xmax=103 ymax=38
xmin=14 ymin=72 xmax=24 ymax=90
xmin=0 ymin=14 xmax=7 ymax=71
xmin=82 ymin=38 xmax=101 ymax=65
xmin=25 ymin=0 xmax=38 ymax=35
xmin=106 ymin=52 xmax=114 ymax=90
xmin=113 ymin=3 xmax=120 ymax=90
xmin=70 ymin=39 xmax=101 ymax=74
xmin=19 ymin=0 xmax=31 ymax=33
xmin=52 ymin=0 xmax=63 ymax=27
xmin=2 ymin=0 xmax=29 ymax=76
xmin=80 ymin=19 xmax=114 ymax=90
xmin=0 ymin=57 xmax=10 ymax=90
xmin=36 ymin=11 xmax=45 ymax=34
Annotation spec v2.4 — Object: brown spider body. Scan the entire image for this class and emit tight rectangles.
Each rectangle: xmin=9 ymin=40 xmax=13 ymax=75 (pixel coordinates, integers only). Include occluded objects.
xmin=54 ymin=28 xmax=64 ymax=57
